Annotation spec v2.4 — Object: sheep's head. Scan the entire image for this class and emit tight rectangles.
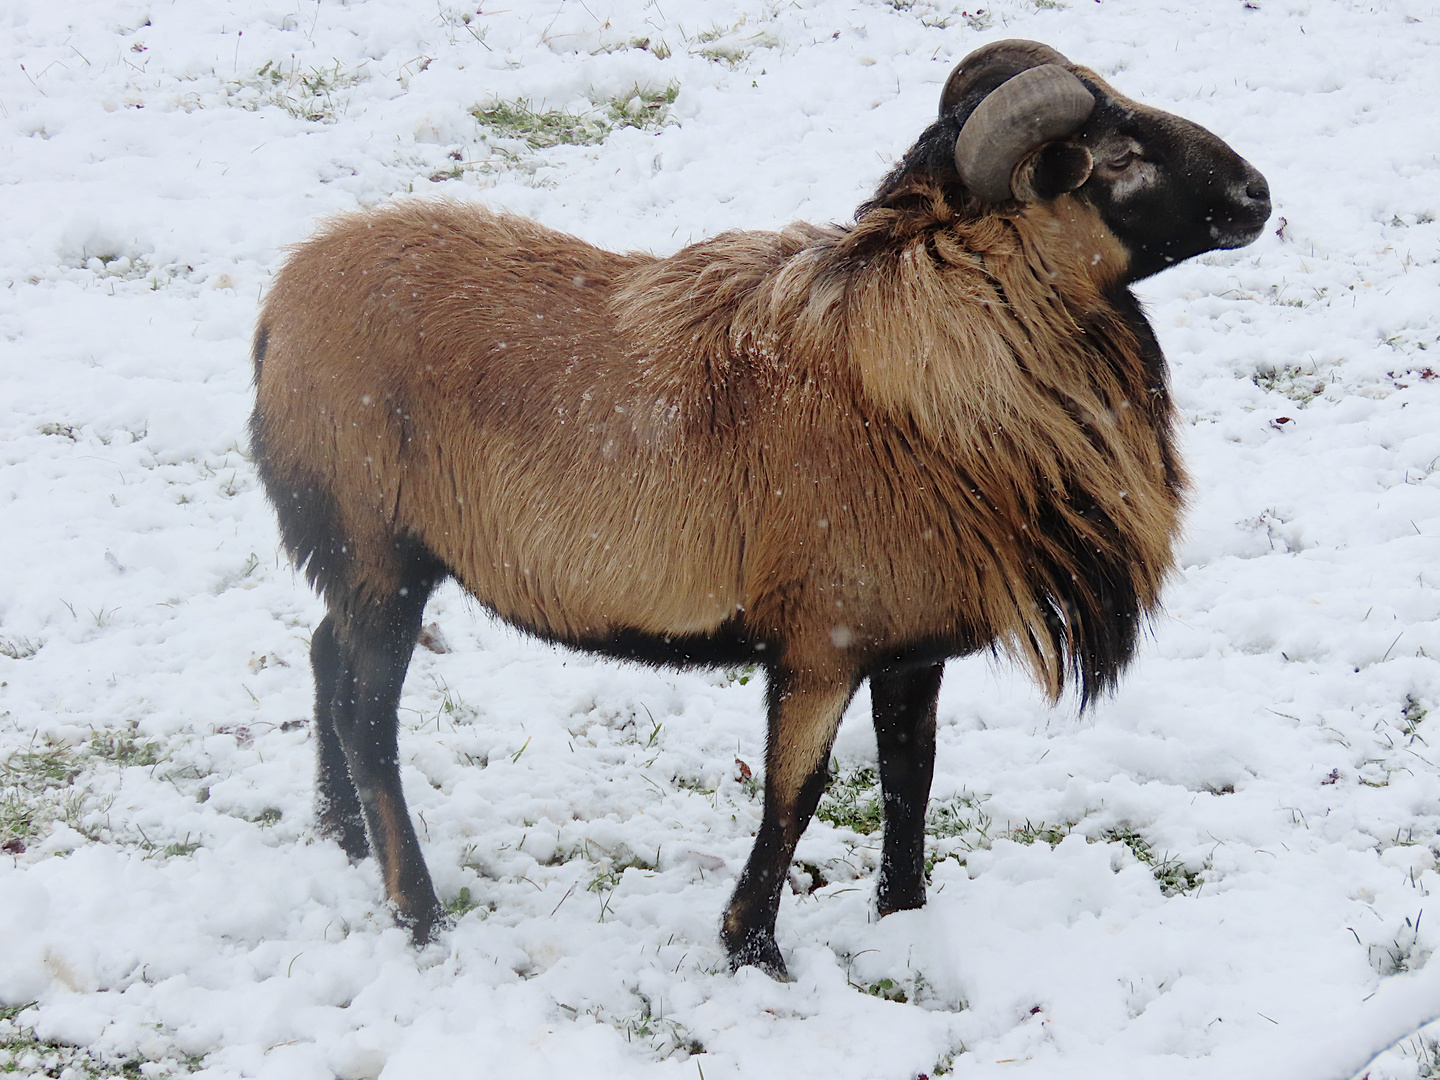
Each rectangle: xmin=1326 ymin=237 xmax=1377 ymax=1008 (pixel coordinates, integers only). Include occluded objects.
xmin=942 ymin=39 xmax=1270 ymax=281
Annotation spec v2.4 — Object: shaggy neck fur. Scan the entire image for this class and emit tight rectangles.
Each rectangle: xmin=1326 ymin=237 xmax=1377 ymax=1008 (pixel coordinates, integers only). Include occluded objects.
xmin=615 ymin=182 xmax=1184 ymax=702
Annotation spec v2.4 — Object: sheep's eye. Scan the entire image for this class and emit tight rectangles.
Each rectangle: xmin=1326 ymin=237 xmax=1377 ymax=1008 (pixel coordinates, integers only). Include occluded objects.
xmin=1105 ymin=150 xmax=1142 ymax=170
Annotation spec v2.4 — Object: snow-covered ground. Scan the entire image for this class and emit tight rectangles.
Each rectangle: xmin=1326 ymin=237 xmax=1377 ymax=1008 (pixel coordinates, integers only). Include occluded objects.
xmin=2 ymin=0 xmax=1440 ymax=1076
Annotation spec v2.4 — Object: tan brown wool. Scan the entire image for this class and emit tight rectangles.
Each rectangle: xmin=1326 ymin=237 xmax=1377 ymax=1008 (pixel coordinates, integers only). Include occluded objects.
xmin=250 ymin=40 xmax=1269 ymax=978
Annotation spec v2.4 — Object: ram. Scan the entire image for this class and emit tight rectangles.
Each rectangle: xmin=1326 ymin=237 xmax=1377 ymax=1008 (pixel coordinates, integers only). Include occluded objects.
xmin=251 ymin=40 xmax=1269 ymax=978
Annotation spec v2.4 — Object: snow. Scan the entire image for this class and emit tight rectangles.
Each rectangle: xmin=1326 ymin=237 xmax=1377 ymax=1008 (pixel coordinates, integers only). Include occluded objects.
xmin=2 ymin=0 xmax=1440 ymax=1076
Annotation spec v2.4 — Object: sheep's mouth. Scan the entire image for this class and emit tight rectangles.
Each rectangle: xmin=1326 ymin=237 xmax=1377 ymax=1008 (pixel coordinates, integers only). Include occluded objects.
xmin=1210 ymin=215 xmax=1269 ymax=249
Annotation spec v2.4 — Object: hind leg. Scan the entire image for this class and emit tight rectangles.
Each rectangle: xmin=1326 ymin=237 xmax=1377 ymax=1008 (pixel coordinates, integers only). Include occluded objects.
xmin=322 ymin=548 xmax=447 ymax=943
xmin=312 ymin=615 xmax=369 ymax=860
xmin=871 ymin=662 xmax=943 ymax=915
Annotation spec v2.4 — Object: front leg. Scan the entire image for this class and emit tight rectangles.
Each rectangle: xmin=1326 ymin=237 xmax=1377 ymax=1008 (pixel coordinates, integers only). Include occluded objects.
xmin=871 ymin=663 xmax=942 ymax=915
xmin=722 ymin=667 xmax=857 ymax=979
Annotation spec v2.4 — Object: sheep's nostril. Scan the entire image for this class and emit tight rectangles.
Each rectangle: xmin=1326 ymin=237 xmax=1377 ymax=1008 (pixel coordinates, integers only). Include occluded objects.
xmin=1245 ymin=177 xmax=1270 ymax=204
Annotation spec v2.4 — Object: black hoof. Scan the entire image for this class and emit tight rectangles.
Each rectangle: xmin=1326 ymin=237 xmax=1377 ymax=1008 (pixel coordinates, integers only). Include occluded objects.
xmin=876 ymin=865 xmax=926 ymax=916
xmin=876 ymin=887 xmax=926 ymax=917
xmin=318 ymin=811 xmax=370 ymax=861
xmin=396 ymin=903 xmax=447 ymax=947
xmin=724 ymin=929 xmax=789 ymax=981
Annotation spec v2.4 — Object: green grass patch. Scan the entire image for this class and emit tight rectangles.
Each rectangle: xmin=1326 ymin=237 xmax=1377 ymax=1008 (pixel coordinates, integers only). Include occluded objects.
xmin=815 ymin=764 xmax=883 ymax=834
xmin=0 ymin=999 xmax=204 ymax=1076
xmin=250 ymin=807 xmax=283 ymax=828
xmin=1253 ymin=361 xmax=1326 ymax=404
xmin=819 ymin=770 xmax=1003 ymax=845
xmin=722 ymin=663 xmax=758 ymax=686
xmin=673 ymin=773 xmax=718 ymax=797
xmin=163 ymin=835 xmax=202 ymax=858
xmin=587 ymin=991 xmax=705 ymax=1061
xmin=930 ymin=1048 xmax=960 ymax=1076
xmin=690 ymin=25 xmax=779 ymax=66
xmin=471 ymin=84 xmax=679 ymax=150
xmin=444 ymin=886 xmax=481 ymax=918
xmin=0 ymin=1013 xmax=203 ymax=1077
xmin=587 ymin=856 xmax=655 ymax=895
xmin=603 ymin=83 xmax=680 ymax=128
xmin=0 ymin=740 xmax=82 ymax=849
xmin=1 ymin=743 xmax=77 ymax=788
xmin=1009 ymin=819 xmax=1074 ymax=847
xmin=472 ymin=99 xmax=606 ymax=148
xmin=90 ymin=726 xmax=160 ymax=769
xmin=595 ymin=36 xmax=672 ymax=60
xmin=925 ymin=792 xmax=993 ymax=843
xmin=1100 ymin=826 xmax=1206 ymax=896
xmin=253 ymin=58 xmax=369 ymax=123
xmin=814 ymin=774 xmax=1205 ymax=898
xmin=861 ymin=977 xmax=908 ymax=1003
xmin=0 ymin=726 xmax=213 ymax=856
xmin=1402 ymin=693 xmax=1429 ymax=742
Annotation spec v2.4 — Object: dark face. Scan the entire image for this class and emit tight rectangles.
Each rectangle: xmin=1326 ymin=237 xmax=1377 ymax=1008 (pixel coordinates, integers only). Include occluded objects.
xmin=1071 ymin=96 xmax=1271 ymax=281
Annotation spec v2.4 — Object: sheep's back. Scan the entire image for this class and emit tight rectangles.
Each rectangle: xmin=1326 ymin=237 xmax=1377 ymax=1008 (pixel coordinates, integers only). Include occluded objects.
xmin=255 ymin=202 xmax=749 ymax=641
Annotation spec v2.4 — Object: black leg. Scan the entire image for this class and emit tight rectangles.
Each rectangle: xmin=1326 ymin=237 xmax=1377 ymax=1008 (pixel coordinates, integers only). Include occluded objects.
xmin=323 ymin=558 xmax=445 ymax=944
xmin=871 ymin=663 xmax=943 ymax=915
xmin=722 ymin=667 xmax=856 ymax=979
xmin=312 ymin=615 xmax=369 ymax=860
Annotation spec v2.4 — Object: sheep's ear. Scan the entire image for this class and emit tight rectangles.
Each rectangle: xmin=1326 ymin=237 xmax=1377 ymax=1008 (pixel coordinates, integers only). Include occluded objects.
xmin=1012 ymin=142 xmax=1094 ymax=203
xmin=953 ymin=64 xmax=1095 ymax=202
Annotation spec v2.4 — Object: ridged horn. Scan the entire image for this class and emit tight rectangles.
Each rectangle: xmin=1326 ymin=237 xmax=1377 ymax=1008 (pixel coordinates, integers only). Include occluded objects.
xmin=953 ymin=63 xmax=1095 ymax=203
xmin=939 ymin=39 xmax=1075 ymax=117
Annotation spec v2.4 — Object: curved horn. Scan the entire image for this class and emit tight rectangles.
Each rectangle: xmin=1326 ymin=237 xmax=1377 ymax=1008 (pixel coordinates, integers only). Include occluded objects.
xmin=953 ymin=64 xmax=1095 ymax=203
xmin=939 ymin=39 xmax=1074 ymax=117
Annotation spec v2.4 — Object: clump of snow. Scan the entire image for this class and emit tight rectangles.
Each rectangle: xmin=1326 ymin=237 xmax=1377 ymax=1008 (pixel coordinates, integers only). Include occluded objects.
xmin=2 ymin=0 xmax=1440 ymax=1077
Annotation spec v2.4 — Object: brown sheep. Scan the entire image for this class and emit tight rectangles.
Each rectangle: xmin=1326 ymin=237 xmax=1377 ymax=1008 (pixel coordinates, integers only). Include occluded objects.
xmin=250 ymin=39 xmax=1270 ymax=978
